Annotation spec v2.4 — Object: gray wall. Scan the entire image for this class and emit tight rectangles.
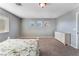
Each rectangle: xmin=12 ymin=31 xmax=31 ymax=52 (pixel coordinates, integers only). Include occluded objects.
xmin=0 ymin=8 xmax=21 ymax=42
xmin=56 ymin=10 xmax=76 ymax=48
xmin=21 ymin=18 xmax=56 ymax=38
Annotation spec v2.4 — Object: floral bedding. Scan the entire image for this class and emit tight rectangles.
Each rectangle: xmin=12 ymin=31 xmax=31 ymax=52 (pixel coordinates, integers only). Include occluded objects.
xmin=0 ymin=39 xmax=39 ymax=56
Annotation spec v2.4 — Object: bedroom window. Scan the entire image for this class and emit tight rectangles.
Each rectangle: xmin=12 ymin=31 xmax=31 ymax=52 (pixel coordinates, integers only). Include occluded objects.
xmin=0 ymin=15 xmax=9 ymax=33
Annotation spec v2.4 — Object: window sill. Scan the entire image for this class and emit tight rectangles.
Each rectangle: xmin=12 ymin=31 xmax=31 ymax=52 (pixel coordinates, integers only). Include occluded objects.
xmin=0 ymin=31 xmax=9 ymax=33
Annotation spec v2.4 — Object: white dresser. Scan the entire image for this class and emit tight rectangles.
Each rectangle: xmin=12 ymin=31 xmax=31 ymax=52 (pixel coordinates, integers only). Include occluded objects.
xmin=55 ymin=32 xmax=71 ymax=46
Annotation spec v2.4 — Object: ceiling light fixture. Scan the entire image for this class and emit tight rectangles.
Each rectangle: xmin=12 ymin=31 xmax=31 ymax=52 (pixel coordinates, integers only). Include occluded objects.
xmin=16 ymin=3 xmax=22 ymax=6
xmin=39 ymin=3 xmax=47 ymax=8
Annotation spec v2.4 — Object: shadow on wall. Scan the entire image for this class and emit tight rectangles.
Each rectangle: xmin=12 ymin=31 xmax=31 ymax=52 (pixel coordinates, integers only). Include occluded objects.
xmin=0 ymin=32 xmax=9 ymax=42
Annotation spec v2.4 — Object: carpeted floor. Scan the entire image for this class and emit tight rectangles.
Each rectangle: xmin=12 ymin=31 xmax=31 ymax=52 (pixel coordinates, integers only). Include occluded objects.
xmin=39 ymin=38 xmax=79 ymax=56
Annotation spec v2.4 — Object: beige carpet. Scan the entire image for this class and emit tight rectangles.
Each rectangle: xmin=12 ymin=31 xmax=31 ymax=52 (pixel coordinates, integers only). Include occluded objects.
xmin=39 ymin=38 xmax=79 ymax=56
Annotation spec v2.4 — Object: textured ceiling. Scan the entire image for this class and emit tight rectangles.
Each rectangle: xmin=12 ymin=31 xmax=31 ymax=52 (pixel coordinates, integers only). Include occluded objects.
xmin=0 ymin=3 xmax=79 ymax=18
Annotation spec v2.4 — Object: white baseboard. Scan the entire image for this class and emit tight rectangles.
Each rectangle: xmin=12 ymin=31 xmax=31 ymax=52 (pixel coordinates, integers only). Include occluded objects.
xmin=19 ymin=36 xmax=53 ymax=39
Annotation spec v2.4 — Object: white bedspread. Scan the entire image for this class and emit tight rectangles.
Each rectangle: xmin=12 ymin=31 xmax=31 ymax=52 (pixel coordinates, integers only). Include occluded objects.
xmin=0 ymin=39 xmax=39 ymax=56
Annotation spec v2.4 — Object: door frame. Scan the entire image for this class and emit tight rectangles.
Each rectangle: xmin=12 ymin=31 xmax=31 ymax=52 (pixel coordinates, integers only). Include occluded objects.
xmin=76 ymin=12 xmax=79 ymax=48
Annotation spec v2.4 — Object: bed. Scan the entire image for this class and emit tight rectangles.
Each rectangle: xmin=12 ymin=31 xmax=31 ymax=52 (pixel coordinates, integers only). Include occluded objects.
xmin=0 ymin=39 xmax=39 ymax=56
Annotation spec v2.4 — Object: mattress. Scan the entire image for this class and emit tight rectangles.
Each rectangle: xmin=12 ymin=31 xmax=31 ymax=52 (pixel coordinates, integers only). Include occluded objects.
xmin=0 ymin=39 xmax=39 ymax=56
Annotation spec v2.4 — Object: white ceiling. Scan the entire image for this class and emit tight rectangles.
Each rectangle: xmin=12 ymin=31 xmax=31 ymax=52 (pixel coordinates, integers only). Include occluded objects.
xmin=0 ymin=3 xmax=79 ymax=18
